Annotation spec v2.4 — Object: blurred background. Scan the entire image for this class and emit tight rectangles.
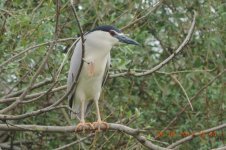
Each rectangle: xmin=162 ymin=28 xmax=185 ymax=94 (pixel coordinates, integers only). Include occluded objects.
xmin=0 ymin=0 xmax=225 ymax=149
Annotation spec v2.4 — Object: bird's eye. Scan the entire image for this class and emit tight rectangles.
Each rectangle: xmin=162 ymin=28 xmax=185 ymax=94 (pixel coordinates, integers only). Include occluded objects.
xmin=109 ymin=30 xmax=116 ymax=36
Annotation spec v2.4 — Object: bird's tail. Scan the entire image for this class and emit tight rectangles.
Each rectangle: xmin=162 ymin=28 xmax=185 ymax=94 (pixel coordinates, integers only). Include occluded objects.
xmin=70 ymin=100 xmax=80 ymax=119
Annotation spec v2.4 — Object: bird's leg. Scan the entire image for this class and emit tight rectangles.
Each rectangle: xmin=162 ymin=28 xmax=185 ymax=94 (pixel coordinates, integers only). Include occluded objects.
xmin=92 ymin=100 xmax=109 ymax=131
xmin=75 ymin=100 xmax=94 ymax=132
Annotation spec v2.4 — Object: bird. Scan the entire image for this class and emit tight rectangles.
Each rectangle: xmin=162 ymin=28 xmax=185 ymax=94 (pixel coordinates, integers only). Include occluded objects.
xmin=67 ymin=25 xmax=139 ymax=131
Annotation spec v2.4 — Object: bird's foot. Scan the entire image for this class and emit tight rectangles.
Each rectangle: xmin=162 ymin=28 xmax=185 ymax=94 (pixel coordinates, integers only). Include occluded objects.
xmin=92 ymin=121 xmax=109 ymax=131
xmin=75 ymin=122 xmax=94 ymax=132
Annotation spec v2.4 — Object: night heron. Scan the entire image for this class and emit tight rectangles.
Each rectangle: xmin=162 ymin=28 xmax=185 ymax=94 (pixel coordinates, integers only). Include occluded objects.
xmin=67 ymin=25 xmax=139 ymax=131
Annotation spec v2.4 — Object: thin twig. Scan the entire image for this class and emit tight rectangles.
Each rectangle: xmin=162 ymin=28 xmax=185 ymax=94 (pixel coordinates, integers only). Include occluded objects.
xmin=0 ymin=85 xmax=66 ymax=103
xmin=0 ymin=77 xmax=77 ymax=120
xmin=0 ymin=8 xmax=13 ymax=16
xmin=0 ymin=38 xmax=75 ymax=73
xmin=121 ymin=0 xmax=163 ymax=31
xmin=167 ymin=123 xmax=226 ymax=148
xmin=53 ymin=134 xmax=94 ymax=150
xmin=3 ymin=78 xmax=53 ymax=98
xmin=110 ymin=11 xmax=196 ymax=78
xmin=156 ymin=68 xmax=226 ymax=139
xmin=0 ymin=1 xmax=61 ymax=114
xmin=170 ymin=75 xmax=193 ymax=110
xmin=69 ymin=0 xmax=86 ymax=88
xmin=2 ymin=68 xmax=214 ymax=103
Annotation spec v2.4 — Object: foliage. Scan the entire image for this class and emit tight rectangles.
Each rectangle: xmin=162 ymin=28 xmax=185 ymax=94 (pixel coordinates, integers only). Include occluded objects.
xmin=0 ymin=0 xmax=225 ymax=149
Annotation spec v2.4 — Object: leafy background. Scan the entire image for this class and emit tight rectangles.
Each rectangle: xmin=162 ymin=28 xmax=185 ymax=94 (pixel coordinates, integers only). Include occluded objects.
xmin=0 ymin=0 xmax=225 ymax=149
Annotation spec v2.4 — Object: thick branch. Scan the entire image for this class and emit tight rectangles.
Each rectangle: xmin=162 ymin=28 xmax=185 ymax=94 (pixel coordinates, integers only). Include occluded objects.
xmin=0 ymin=123 xmax=170 ymax=150
xmin=0 ymin=46 xmax=55 ymax=114
xmin=0 ymin=123 xmax=225 ymax=149
xmin=0 ymin=85 xmax=66 ymax=103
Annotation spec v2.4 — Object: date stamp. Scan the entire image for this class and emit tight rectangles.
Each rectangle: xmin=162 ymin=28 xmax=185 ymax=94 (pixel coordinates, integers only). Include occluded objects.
xmin=156 ymin=131 xmax=223 ymax=139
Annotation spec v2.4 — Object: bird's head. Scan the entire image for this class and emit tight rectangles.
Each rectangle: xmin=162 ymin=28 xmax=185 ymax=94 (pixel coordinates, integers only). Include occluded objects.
xmin=88 ymin=25 xmax=139 ymax=46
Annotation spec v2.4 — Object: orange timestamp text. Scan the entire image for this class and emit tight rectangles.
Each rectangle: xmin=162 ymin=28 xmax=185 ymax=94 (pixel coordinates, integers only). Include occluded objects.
xmin=156 ymin=131 xmax=223 ymax=139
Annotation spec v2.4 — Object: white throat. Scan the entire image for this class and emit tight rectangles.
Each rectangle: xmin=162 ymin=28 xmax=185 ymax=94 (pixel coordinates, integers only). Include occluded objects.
xmin=83 ymin=30 xmax=116 ymax=61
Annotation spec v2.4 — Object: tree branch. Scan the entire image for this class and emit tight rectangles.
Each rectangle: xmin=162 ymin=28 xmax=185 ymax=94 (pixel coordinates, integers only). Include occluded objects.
xmin=0 ymin=105 xmax=70 ymax=121
xmin=167 ymin=123 xmax=226 ymax=149
xmin=69 ymin=0 xmax=86 ymax=93
xmin=0 ymin=85 xmax=66 ymax=103
xmin=0 ymin=122 xmax=225 ymax=149
xmin=0 ymin=38 xmax=75 ymax=74
xmin=121 ymin=0 xmax=163 ymax=31
xmin=3 ymin=78 xmax=53 ymax=98
xmin=53 ymin=134 xmax=94 ymax=150
xmin=110 ymin=11 xmax=196 ymax=78
xmin=0 ymin=79 xmax=77 ymax=120
xmin=0 ymin=3 xmax=61 ymax=114
xmin=0 ymin=12 xmax=196 ymax=106
xmin=212 ymin=145 xmax=226 ymax=150
xmin=156 ymin=68 xmax=226 ymax=139
xmin=0 ymin=123 xmax=170 ymax=150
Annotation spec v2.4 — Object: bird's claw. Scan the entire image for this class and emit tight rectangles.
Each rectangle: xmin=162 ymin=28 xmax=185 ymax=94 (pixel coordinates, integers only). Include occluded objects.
xmin=92 ymin=121 xmax=109 ymax=131
xmin=75 ymin=122 xmax=94 ymax=132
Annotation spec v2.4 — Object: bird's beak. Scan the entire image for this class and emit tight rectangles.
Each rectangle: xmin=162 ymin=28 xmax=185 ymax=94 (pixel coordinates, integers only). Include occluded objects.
xmin=115 ymin=34 xmax=139 ymax=45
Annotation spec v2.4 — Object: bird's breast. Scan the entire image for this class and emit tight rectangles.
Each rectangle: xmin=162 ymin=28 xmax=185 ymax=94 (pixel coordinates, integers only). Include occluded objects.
xmin=76 ymin=57 xmax=107 ymax=100
xmin=82 ymin=49 xmax=109 ymax=77
xmin=82 ymin=58 xmax=106 ymax=77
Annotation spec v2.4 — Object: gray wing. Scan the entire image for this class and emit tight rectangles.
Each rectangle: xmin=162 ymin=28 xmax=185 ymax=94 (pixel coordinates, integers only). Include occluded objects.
xmin=102 ymin=53 xmax=111 ymax=86
xmin=67 ymin=38 xmax=83 ymax=108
